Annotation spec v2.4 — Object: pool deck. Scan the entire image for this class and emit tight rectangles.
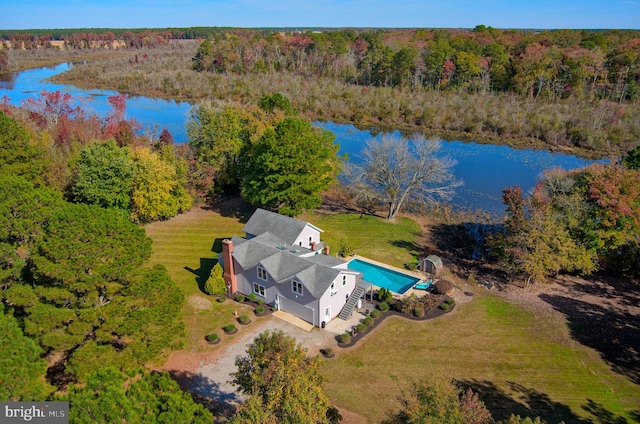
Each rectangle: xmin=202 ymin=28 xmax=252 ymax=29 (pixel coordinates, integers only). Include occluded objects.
xmin=350 ymin=255 xmax=430 ymax=297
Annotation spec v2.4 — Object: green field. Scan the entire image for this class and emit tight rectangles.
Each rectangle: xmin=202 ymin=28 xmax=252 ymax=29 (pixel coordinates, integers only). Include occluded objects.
xmin=322 ymin=293 xmax=640 ymax=423
xmin=144 ymin=205 xmax=259 ymax=351
xmin=145 ymin=205 xmax=640 ymax=423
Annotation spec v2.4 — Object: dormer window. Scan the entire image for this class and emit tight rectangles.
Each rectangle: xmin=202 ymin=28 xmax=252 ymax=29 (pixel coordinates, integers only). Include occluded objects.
xmin=257 ymin=267 xmax=267 ymax=281
xmin=292 ymin=280 xmax=303 ymax=295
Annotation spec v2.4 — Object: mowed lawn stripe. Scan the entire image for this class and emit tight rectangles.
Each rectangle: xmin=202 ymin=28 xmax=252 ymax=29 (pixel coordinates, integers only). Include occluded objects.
xmin=145 ymin=206 xmax=249 ymax=351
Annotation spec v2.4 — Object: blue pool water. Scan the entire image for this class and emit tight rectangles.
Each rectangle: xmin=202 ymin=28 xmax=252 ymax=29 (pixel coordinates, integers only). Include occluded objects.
xmin=347 ymin=258 xmax=420 ymax=295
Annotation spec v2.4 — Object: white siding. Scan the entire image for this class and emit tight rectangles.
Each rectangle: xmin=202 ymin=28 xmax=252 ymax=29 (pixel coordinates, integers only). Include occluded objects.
xmin=294 ymin=225 xmax=321 ymax=249
xmin=318 ymin=271 xmax=357 ymax=324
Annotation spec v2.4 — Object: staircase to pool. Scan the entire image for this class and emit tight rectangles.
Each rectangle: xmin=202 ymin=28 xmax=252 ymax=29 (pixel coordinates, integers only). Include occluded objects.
xmin=338 ymin=286 xmax=366 ymax=320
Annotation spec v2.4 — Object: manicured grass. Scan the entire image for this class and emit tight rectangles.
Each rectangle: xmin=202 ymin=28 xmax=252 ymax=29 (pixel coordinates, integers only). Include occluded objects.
xmin=321 ymin=291 xmax=640 ymax=423
xmin=144 ymin=206 xmax=260 ymax=351
xmin=299 ymin=212 xmax=421 ymax=268
xmin=145 ymin=205 xmax=639 ymax=422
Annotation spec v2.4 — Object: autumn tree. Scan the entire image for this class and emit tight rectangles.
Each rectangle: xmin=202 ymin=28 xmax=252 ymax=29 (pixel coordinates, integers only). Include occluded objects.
xmin=130 ymin=146 xmax=192 ymax=223
xmin=242 ymin=117 xmax=341 ymax=216
xmin=382 ymin=379 xmax=492 ymax=424
xmin=231 ymin=330 xmax=333 ymax=424
xmin=345 ymin=134 xmax=460 ymax=220
xmin=187 ymin=102 xmax=274 ymax=199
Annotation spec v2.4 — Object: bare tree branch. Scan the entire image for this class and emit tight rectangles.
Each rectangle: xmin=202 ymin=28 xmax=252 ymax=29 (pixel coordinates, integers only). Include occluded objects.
xmin=344 ymin=134 xmax=462 ymax=220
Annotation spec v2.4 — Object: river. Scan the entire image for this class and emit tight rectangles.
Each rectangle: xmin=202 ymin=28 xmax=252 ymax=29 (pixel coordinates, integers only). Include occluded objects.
xmin=0 ymin=62 xmax=604 ymax=215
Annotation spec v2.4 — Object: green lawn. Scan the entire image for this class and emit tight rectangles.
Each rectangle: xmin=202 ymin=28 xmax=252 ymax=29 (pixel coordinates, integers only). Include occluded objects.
xmin=321 ymin=292 xmax=640 ymax=423
xmin=299 ymin=211 xmax=422 ymax=268
xmin=145 ymin=205 xmax=639 ymax=422
xmin=144 ymin=205 xmax=260 ymax=351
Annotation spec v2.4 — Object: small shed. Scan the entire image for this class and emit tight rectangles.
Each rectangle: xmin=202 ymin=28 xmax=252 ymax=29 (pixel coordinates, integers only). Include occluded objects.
xmin=419 ymin=255 xmax=443 ymax=276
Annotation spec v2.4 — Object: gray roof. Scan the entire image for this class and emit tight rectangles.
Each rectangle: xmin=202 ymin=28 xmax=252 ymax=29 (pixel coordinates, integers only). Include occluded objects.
xmin=423 ymin=255 xmax=443 ymax=268
xmin=230 ymin=237 xmax=343 ymax=300
xmin=242 ymin=208 xmax=322 ymax=245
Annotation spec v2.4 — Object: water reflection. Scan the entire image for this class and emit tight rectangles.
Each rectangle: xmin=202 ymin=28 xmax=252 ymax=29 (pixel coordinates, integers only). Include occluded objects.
xmin=0 ymin=63 xmax=606 ymax=215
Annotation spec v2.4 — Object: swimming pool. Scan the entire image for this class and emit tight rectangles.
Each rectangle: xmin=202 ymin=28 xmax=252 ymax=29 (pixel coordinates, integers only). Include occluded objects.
xmin=347 ymin=258 xmax=420 ymax=295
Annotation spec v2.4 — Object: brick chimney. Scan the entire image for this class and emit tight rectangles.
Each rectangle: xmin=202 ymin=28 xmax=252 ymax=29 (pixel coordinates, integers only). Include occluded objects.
xmin=322 ymin=245 xmax=330 ymax=255
xmin=222 ymin=239 xmax=237 ymax=295
xmin=310 ymin=241 xmax=317 ymax=251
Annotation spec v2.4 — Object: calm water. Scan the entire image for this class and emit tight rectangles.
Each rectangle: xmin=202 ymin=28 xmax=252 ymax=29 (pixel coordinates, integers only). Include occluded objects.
xmin=347 ymin=258 xmax=420 ymax=294
xmin=0 ymin=63 xmax=605 ymax=215
xmin=0 ymin=63 xmax=192 ymax=141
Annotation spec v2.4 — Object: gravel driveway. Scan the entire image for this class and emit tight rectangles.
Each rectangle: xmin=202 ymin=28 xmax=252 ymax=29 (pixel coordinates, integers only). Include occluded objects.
xmin=191 ymin=316 xmax=338 ymax=406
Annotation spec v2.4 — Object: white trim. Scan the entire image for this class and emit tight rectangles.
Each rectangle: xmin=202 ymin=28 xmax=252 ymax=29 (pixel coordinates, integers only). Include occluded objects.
xmin=253 ymin=282 xmax=266 ymax=297
xmin=257 ymin=266 xmax=267 ymax=281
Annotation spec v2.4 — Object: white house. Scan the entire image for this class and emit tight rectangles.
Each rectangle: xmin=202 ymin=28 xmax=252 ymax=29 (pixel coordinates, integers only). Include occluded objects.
xmin=220 ymin=209 xmax=364 ymax=327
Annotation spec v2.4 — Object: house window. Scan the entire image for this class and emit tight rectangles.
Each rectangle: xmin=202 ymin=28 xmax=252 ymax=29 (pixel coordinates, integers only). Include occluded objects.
xmin=253 ymin=283 xmax=265 ymax=297
xmin=292 ymin=280 xmax=303 ymax=295
xmin=342 ymin=275 xmax=347 ymax=286
xmin=299 ymin=241 xmax=302 ymax=246
xmin=330 ymin=282 xmax=337 ymax=296
xmin=308 ymin=236 xmax=313 ymax=247
xmin=257 ymin=267 xmax=267 ymax=281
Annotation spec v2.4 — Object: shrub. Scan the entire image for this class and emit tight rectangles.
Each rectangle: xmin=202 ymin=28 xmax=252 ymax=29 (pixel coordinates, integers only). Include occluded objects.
xmin=440 ymin=303 xmax=450 ymax=311
xmin=369 ymin=309 xmax=381 ymax=319
xmin=248 ymin=293 xmax=256 ymax=302
xmin=235 ymin=294 xmax=245 ymax=302
xmin=205 ymin=333 xmax=219 ymax=342
xmin=255 ymin=306 xmax=265 ymax=315
xmin=323 ymin=347 xmax=334 ymax=357
xmin=363 ymin=316 xmax=373 ymax=327
xmin=356 ymin=323 xmax=367 ymax=333
xmin=413 ymin=307 xmax=425 ymax=317
xmin=338 ymin=242 xmax=355 ymax=257
xmin=238 ymin=314 xmax=251 ymax=324
xmin=378 ymin=302 xmax=389 ymax=311
xmin=405 ymin=260 xmax=418 ymax=271
xmin=216 ymin=296 xmax=226 ymax=303
xmin=257 ymin=298 xmax=264 ymax=305
xmin=338 ymin=333 xmax=351 ymax=344
xmin=204 ymin=263 xmax=226 ymax=295
xmin=223 ymin=324 xmax=236 ymax=333
xmin=433 ymin=279 xmax=454 ymax=295
xmin=378 ymin=287 xmax=393 ymax=303
xmin=446 ymin=298 xmax=456 ymax=306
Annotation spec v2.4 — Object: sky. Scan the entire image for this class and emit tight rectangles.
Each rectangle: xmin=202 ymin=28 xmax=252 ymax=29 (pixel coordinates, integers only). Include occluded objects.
xmin=1 ymin=0 xmax=639 ymax=30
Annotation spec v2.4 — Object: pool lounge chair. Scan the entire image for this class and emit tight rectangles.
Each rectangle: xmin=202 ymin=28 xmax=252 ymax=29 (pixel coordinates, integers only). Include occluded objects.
xmin=414 ymin=281 xmax=432 ymax=290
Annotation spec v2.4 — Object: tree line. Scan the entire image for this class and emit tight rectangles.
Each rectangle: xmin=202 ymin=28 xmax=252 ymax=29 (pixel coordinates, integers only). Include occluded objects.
xmin=190 ymin=26 xmax=640 ymax=102
xmin=41 ymin=30 xmax=640 ymax=158
xmin=484 ymin=145 xmax=640 ymax=281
